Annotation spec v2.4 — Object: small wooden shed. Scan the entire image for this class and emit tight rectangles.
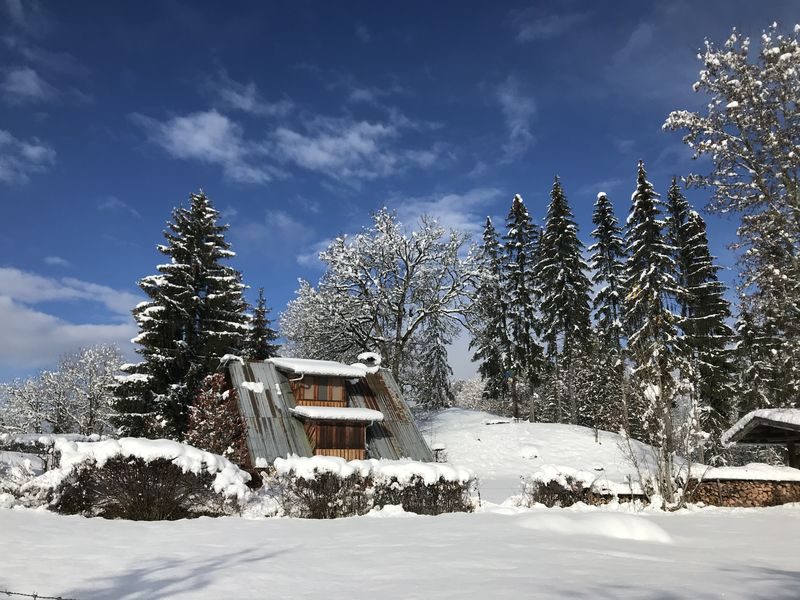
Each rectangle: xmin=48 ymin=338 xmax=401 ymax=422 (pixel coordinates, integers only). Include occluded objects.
xmin=227 ymin=356 xmax=433 ymax=467
xmin=722 ymin=409 xmax=800 ymax=468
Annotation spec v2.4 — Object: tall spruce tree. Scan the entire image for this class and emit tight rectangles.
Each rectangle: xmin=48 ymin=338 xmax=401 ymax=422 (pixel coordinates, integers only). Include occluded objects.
xmin=503 ymin=194 xmax=544 ymax=419
xmin=115 ymin=191 xmax=248 ymax=439
xmin=535 ymin=177 xmax=592 ymax=423
xmin=588 ymin=192 xmax=626 ymax=432
xmin=469 ymin=217 xmax=511 ymax=404
xmin=666 ymin=179 xmax=735 ymax=459
xmin=622 ymin=161 xmax=682 ymax=495
xmin=416 ymin=316 xmax=456 ymax=409
xmin=246 ymin=288 xmax=280 ymax=360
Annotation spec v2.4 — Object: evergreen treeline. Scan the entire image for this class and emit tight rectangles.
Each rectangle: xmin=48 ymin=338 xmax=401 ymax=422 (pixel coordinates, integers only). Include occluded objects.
xmin=469 ymin=161 xmax=738 ymax=462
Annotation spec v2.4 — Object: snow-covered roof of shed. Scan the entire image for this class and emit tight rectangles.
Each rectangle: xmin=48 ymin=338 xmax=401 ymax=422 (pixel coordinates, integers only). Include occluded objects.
xmin=290 ymin=406 xmax=384 ymax=422
xmin=722 ymin=409 xmax=800 ymax=446
xmin=267 ymin=357 xmax=368 ymax=378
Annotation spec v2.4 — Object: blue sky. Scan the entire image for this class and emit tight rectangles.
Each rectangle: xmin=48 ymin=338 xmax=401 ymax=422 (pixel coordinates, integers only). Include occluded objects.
xmin=1 ymin=1 xmax=797 ymax=381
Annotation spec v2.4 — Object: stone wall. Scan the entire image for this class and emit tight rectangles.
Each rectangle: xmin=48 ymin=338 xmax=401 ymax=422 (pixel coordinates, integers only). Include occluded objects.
xmin=687 ymin=479 xmax=800 ymax=507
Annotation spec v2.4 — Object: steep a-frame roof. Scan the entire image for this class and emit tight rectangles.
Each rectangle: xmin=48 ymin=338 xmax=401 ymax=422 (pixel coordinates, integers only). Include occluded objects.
xmin=227 ymin=359 xmax=433 ymax=465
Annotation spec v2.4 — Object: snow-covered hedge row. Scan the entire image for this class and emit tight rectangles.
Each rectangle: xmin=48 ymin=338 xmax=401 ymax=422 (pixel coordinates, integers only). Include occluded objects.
xmin=20 ymin=438 xmax=251 ymax=520
xmin=517 ymin=464 xmax=646 ymax=508
xmin=261 ymin=455 xmax=475 ymax=518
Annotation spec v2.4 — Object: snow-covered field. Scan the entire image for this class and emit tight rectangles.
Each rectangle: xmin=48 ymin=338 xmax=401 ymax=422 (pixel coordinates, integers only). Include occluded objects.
xmin=2 ymin=504 xmax=800 ymax=599
xmin=2 ymin=408 xmax=800 ymax=599
xmin=420 ymin=408 xmax=657 ymax=502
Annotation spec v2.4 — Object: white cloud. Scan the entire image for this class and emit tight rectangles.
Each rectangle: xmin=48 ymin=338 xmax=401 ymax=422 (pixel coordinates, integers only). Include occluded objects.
xmin=0 ymin=296 xmax=136 ymax=370
xmin=134 ymin=109 xmax=278 ymax=184
xmin=394 ymin=187 xmax=504 ymax=237
xmin=512 ymin=8 xmax=591 ymax=42
xmin=98 ymin=196 xmax=142 ymax=219
xmin=3 ymin=0 xmax=49 ymax=36
xmin=0 ymin=267 xmax=141 ymax=372
xmin=272 ymin=115 xmax=443 ymax=183
xmin=213 ymin=71 xmax=293 ymax=117
xmin=43 ymin=255 xmax=70 ymax=268
xmin=0 ymin=129 xmax=55 ymax=183
xmin=1 ymin=65 xmax=55 ymax=103
xmin=496 ymin=76 xmax=536 ymax=161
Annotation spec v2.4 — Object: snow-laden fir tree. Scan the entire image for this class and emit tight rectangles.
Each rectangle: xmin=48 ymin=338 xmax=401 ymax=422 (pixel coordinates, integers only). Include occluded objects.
xmin=587 ymin=192 xmax=626 ymax=432
xmin=469 ymin=217 xmax=511 ymax=407
xmin=665 ymin=179 xmax=735 ymax=460
xmin=281 ymin=209 xmax=472 ymax=397
xmin=664 ymin=22 xmax=800 ymax=408
xmin=535 ymin=177 xmax=592 ymax=424
xmin=622 ymin=161 xmax=682 ymax=496
xmin=246 ymin=288 xmax=280 ymax=360
xmin=503 ymin=194 xmax=544 ymax=419
xmin=184 ymin=373 xmax=249 ymax=466
xmin=413 ymin=316 xmax=456 ymax=409
xmin=115 ymin=191 xmax=249 ymax=439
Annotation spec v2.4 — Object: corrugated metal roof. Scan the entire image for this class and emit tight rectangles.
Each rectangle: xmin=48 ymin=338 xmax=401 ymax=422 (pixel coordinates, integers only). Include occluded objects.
xmin=230 ymin=360 xmax=432 ymax=464
xmin=348 ymin=370 xmax=434 ymax=462
xmin=228 ymin=361 xmax=312 ymax=465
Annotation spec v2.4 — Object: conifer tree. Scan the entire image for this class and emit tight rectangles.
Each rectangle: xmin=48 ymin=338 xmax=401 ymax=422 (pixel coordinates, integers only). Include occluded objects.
xmin=666 ymin=179 xmax=735 ymax=459
xmin=622 ymin=161 xmax=682 ymax=495
xmin=503 ymin=194 xmax=544 ymax=419
xmin=185 ymin=373 xmax=249 ymax=466
xmin=415 ymin=316 xmax=456 ymax=409
xmin=535 ymin=177 xmax=592 ymax=423
xmin=246 ymin=288 xmax=280 ymax=360
xmin=588 ymin=192 xmax=626 ymax=432
xmin=115 ymin=191 xmax=249 ymax=439
xmin=469 ymin=217 xmax=510 ymax=404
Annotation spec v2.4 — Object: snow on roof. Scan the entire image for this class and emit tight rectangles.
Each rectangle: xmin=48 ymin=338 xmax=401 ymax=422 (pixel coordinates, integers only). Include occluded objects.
xmin=24 ymin=438 xmax=251 ymax=499
xmin=695 ymin=463 xmax=800 ymax=482
xmin=290 ymin=406 xmax=384 ymax=422
xmin=721 ymin=409 xmax=800 ymax=446
xmin=268 ymin=357 xmax=368 ymax=378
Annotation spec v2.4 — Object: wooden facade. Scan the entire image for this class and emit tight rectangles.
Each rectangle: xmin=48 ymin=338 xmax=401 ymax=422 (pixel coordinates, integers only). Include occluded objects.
xmin=291 ymin=376 xmax=347 ymax=407
xmin=303 ymin=420 xmax=367 ymax=460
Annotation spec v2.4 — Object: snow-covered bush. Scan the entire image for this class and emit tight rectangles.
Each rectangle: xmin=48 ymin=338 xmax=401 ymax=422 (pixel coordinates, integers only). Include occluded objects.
xmin=518 ymin=473 xmax=592 ymax=508
xmin=24 ymin=438 xmax=250 ymax=520
xmin=0 ymin=451 xmax=45 ymax=502
xmin=262 ymin=455 xmax=475 ymax=518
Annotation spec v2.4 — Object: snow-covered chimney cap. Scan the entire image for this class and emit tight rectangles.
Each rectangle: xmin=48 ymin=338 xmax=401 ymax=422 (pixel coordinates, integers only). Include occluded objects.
xmin=356 ymin=351 xmax=382 ymax=367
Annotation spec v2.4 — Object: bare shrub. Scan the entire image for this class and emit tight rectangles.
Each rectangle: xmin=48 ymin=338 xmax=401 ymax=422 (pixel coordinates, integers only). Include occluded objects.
xmin=52 ymin=456 xmax=235 ymax=520
xmin=266 ymin=469 xmax=373 ymax=519
xmin=518 ymin=475 xmax=591 ymax=508
xmin=373 ymin=474 xmax=474 ymax=515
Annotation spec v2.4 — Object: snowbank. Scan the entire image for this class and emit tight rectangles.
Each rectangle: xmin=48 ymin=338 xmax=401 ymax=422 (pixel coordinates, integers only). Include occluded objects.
xmin=26 ymin=438 xmax=251 ymax=499
xmin=0 ymin=432 xmax=101 ymax=448
xmin=519 ymin=512 xmax=672 ymax=543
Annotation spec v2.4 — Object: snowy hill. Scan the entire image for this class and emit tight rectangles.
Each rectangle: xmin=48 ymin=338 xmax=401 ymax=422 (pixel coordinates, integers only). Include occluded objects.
xmin=419 ymin=408 xmax=659 ymax=502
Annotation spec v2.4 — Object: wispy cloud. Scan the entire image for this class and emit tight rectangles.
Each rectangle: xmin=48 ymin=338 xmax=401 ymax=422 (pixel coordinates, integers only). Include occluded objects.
xmin=511 ymin=8 xmax=591 ymax=42
xmin=3 ymin=0 xmax=50 ymax=37
xmin=355 ymin=23 xmax=371 ymax=44
xmin=1 ymin=65 xmax=55 ymax=103
xmin=297 ymin=237 xmax=334 ymax=268
xmin=212 ymin=70 xmax=293 ymax=117
xmin=43 ymin=255 xmax=70 ymax=268
xmin=393 ymin=187 xmax=504 ymax=237
xmin=0 ymin=129 xmax=55 ymax=183
xmin=271 ymin=114 xmax=443 ymax=184
xmin=496 ymin=76 xmax=536 ymax=161
xmin=98 ymin=196 xmax=142 ymax=220
xmin=0 ymin=267 xmax=141 ymax=316
xmin=133 ymin=109 xmax=279 ymax=184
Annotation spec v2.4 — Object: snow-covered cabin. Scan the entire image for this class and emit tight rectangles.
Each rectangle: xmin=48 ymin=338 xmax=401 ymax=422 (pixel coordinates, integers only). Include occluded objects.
xmin=722 ymin=409 xmax=800 ymax=469
xmin=226 ymin=355 xmax=433 ymax=466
